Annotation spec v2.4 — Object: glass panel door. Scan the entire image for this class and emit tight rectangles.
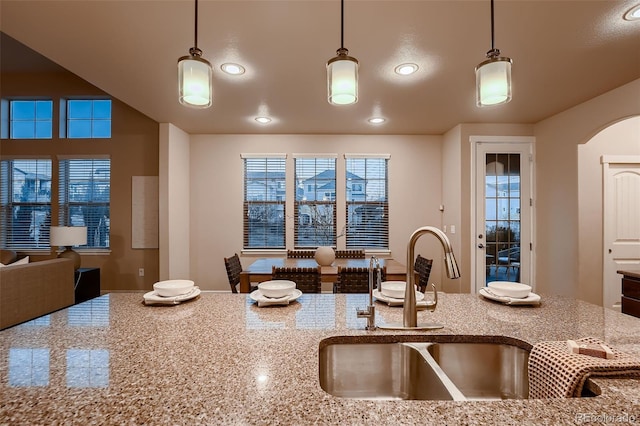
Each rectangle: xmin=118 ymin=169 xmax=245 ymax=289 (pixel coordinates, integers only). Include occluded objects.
xmin=485 ymin=153 xmax=521 ymax=283
xmin=474 ymin=140 xmax=532 ymax=292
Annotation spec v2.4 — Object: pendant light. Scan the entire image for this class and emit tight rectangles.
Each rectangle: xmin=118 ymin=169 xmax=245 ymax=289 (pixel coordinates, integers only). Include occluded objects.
xmin=475 ymin=0 xmax=512 ymax=107
xmin=178 ymin=0 xmax=213 ymax=108
xmin=326 ymin=0 xmax=358 ymax=105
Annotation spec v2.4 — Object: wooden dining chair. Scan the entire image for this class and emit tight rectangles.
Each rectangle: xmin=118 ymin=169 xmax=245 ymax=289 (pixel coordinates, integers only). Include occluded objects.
xmin=333 ymin=266 xmax=386 ymax=293
xmin=286 ymin=249 xmax=316 ymax=259
xmin=414 ymin=254 xmax=433 ymax=293
xmin=334 ymin=249 xmax=365 ymax=259
xmin=224 ymin=253 xmax=243 ymax=293
xmin=272 ymin=265 xmax=321 ymax=293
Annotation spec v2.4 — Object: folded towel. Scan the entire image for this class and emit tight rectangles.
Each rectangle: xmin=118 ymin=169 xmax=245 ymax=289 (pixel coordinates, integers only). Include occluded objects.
xmin=257 ymin=295 xmax=291 ymax=307
xmin=528 ymin=337 xmax=640 ymax=398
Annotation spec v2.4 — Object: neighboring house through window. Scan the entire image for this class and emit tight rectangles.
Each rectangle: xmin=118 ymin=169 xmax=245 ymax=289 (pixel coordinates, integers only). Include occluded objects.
xmin=345 ymin=154 xmax=389 ymax=249
xmin=294 ymin=156 xmax=337 ymax=248
xmin=58 ymin=158 xmax=111 ymax=249
xmin=242 ymin=154 xmax=286 ymax=249
xmin=0 ymin=159 xmax=52 ymax=250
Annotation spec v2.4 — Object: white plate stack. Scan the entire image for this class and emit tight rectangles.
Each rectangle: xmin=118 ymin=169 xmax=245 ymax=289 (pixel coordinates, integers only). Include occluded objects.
xmin=373 ymin=281 xmax=427 ymax=306
xmin=480 ymin=281 xmax=541 ymax=305
xmin=251 ymin=280 xmax=302 ymax=307
xmin=143 ymin=279 xmax=201 ymax=305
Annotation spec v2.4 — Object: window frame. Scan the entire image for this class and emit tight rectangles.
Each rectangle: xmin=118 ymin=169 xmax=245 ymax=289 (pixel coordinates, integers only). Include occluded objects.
xmin=58 ymin=157 xmax=111 ymax=251
xmin=0 ymin=158 xmax=53 ymax=251
xmin=62 ymin=99 xmax=112 ymax=139
xmin=8 ymin=99 xmax=54 ymax=139
xmin=344 ymin=154 xmax=390 ymax=250
xmin=242 ymin=154 xmax=287 ymax=251
xmin=294 ymin=155 xmax=338 ymax=249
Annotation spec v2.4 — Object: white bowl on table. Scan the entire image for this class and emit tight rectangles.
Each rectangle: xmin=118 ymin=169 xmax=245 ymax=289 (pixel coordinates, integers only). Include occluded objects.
xmin=258 ymin=280 xmax=296 ymax=298
xmin=153 ymin=279 xmax=195 ymax=297
xmin=487 ymin=281 xmax=531 ymax=299
xmin=380 ymin=281 xmax=408 ymax=299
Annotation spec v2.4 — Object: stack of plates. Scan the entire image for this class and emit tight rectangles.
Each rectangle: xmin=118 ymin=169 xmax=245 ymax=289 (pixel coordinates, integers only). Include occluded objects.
xmin=250 ymin=280 xmax=302 ymax=307
xmin=373 ymin=281 xmax=426 ymax=306
xmin=479 ymin=281 xmax=540 ymax=305
xmin=143 ymin=279 xmax=201 ymax=305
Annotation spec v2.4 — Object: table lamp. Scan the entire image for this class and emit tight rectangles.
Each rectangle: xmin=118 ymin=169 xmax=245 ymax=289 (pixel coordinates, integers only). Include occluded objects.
xmin=50 ymin=226 xmax=87 ymax=270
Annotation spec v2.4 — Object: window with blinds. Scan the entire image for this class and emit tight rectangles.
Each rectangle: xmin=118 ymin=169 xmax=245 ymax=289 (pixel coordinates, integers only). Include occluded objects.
xmin=243 ymin=156 xmax=286 ymax=249
xmin=0 ymin=159 xmax=52 ymax=250
xmin=58 ymin=158 xmax=111 ymax=249
xmin=345 ymin=156 xmax=389 ymax=249
xmin=294 ymin=157 xmax=337 ymax=248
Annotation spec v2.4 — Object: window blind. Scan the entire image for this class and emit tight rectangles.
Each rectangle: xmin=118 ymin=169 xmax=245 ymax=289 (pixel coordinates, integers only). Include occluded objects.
xmin=345 ymin=157 xmax=389 ymax=249
xmin=0 ymin=159 xmax=52 ymax=250
xmin=58 ymin=158 xmax=111 ymax=249
xmin=243 ymin=157 xmax=286 ymax=249
xmin=294 ymin=157 xmax=337 ymax=248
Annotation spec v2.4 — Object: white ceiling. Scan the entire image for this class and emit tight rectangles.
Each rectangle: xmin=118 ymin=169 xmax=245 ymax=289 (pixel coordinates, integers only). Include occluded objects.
xmin=1 ymin=0 xmax=639 ymax=135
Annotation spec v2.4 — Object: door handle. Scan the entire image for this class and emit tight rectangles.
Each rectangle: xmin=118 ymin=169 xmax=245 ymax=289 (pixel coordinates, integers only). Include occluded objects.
xmin=478 ymin=244 xmax=484 ymax=249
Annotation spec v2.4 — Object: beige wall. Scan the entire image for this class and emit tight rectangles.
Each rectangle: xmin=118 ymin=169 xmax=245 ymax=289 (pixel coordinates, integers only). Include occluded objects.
xmin=578 ymin=116 xmax=640 ymax=305
xmin=442 ymin=123 xmax=535 ymax=293
xmin=159 ymin=123 xmax=191 ymax=281
xmin=534 ymin=78 xmax=640 ymax=301
xmin=186 ymin=134 xmax=444 ymax=291
xmin=0 ymin=72 xmax=160 ymax=292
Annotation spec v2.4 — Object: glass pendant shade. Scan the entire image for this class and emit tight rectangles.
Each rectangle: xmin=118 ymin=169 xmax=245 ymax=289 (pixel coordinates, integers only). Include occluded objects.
xmin=178 ymin=50 xmax=213 ymax=108
xmin=475 ymin=56 xmax=512 ymax=107
xmin=327 ymin=50 xmax=359 ymax=105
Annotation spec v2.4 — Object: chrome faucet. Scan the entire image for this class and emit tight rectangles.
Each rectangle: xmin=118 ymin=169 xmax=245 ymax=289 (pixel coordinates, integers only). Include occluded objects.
xmin=356 ymin=256 xmax=380 ymax=330
xmin=380 ymin=226 xmax=461 ymax=330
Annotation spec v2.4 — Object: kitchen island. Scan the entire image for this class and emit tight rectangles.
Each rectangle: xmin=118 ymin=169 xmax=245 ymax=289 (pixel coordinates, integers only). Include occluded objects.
xmin=1 ymin=292 xmax=639 ymax=425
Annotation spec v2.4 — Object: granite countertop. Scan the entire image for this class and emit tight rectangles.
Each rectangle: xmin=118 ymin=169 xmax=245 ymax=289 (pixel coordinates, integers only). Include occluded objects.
xmin=1 ymin=292 xmax=640 ymax=425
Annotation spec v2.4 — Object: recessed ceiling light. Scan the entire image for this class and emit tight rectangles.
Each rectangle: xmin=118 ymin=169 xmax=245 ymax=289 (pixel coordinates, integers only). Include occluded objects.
xmin=255 ymin=116 xmax=272 ymax=124
xmin=394 ymin=63 xmax=419 ymax=76
xmin=624 ymin=4 xmax=640 ymax=20
xmin=221 ymin=63 xmax=246 ymax=75
xmin=368 ymin=117 xmax=386 ymax=124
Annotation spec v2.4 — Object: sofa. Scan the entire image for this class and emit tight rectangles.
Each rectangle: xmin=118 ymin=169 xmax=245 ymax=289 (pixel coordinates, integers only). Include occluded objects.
xmin=1 ymin=250 xmax=74 ymax=330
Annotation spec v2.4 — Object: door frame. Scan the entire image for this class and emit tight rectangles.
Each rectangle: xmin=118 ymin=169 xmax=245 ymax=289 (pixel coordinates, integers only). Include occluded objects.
xmin=602 ymin=155 xmax=640 ymax=310
xmin=470 ymin=136 xmax=536 ymax=294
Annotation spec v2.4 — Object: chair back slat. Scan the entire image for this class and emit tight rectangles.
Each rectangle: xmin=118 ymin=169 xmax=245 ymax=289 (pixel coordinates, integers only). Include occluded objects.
xmin=414 ymin=254 xmax=433 ymax=293
xmin=224 ymin=253 xmax=243 ymax=293
xmin=334 ymin=266 xmax=386 ymax=293
xmin=334 ymin=249 xmax=365 ymax=259
xmin=272 ymin=266 xmax=321 ymax=293
xmin=287 ymin=250 xmax=316 ymax=259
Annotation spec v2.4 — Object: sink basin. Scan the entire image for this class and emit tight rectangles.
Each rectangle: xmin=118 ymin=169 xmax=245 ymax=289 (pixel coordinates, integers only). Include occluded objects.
xmin=426 ymin=342 xmax=529 ymax=400
xmin=319 ymin=337 xmax=531 ymax=401
xmin=319 ymin=342 xmax=460 ymax=400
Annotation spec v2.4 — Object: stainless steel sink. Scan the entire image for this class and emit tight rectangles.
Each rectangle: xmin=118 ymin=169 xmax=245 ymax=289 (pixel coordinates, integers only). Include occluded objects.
xmin=319 ymin=338 xmax=531 ymax=401
xmin=426 ymin=342 xmax=529 ymax=400
xmin=319 ymin=342 xmax=462 ymax=400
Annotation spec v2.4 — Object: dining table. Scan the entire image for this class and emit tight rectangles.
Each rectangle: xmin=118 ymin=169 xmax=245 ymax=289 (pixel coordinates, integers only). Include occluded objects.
xmin=239 ymin=257 xmax=407 ymax=293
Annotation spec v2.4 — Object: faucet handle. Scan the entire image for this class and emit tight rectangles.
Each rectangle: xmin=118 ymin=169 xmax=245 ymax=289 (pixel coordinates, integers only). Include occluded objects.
xmin=423 ymin=283 xmax=438 ymax=312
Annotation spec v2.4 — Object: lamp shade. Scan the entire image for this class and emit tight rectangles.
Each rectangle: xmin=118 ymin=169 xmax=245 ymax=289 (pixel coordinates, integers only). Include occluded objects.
xmin=475 ymin=57 xmax=512 ymax=107
xmin=178 ymin=53 xmax=213 ymax=108
xmin=50 ymin=226 xmax=87 ymax=247
xmin=327 ymin=50 xmax=359 ymax=105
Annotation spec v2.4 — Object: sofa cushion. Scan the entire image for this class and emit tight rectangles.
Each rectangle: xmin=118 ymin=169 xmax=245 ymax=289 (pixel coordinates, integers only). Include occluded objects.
xmin=1 ymin=256 xmax=30 ymax=268
xmin=0 ymin=250 xmax=18 ymax=265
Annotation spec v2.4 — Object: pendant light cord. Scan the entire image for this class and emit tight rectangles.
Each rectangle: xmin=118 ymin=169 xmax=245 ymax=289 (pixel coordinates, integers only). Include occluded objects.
xmin=340 ymin=0 xmax=344 ymax=49
xmin=194 ymin=0 xmax=199 ymax=49
xmin=490 ymin=0 xmax=495 ymax=51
